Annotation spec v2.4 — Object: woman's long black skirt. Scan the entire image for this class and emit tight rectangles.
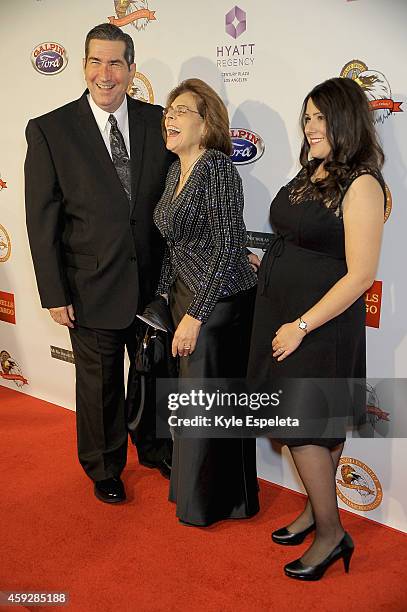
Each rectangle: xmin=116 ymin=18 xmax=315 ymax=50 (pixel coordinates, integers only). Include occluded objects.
xmin=168 ymin=278 xmax=259 ymax=527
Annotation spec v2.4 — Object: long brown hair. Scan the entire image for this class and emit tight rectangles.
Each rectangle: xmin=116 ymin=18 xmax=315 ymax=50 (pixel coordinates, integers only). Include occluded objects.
xmin=299 ymin=77 xmax=384 ymax=208
xmin=163 ymin=78 xmax=232 ymax=156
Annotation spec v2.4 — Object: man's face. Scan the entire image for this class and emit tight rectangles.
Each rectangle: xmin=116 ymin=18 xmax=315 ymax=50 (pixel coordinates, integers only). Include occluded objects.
xmin=84 ymin=39 xmax=136 ymax=113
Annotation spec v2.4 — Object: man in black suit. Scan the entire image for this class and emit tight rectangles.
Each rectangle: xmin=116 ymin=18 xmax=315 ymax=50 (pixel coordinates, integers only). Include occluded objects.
xmin=25 ymin=23 xmax=174 ymax=503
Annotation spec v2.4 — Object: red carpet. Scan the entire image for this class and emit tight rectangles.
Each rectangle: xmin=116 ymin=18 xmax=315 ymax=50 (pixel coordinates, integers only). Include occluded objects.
xmin=1 ymin=385 xmax=406 ymax=612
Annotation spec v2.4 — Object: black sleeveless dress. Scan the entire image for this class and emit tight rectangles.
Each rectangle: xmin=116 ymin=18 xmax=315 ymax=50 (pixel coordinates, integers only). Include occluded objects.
xmin=247 ymin=167 xmax=386 ymax=448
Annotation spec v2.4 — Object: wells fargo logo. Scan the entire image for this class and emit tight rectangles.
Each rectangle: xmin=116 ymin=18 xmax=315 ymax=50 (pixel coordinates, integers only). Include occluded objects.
xmin=0 ymin=291 xmax=15 ymax=324
xmin=340 ymin=60 xmax=403 ymax=124
xmin=0 ymin=350 xmax=28 ymax=387
xmin=31 ymin=42 xmax=68 ymax=75
xmin=109 ymin=0 xmax=156 ymax=30
xmin=336 ymin=457 xmax=383 ymax=511
xmin=127 ymin=71 xmax=154 ymax=103
xmin=364 ymin=280 xmax=382 ymax=328
xmin=0 ymin=224 xmax=11 ymax=263
xmin=230 ymin=129 xmax=265 ymax=165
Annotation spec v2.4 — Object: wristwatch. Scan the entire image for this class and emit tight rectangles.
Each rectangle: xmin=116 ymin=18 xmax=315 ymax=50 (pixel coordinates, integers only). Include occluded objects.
xmin=298 ymin=316 xmax=308 ymax=334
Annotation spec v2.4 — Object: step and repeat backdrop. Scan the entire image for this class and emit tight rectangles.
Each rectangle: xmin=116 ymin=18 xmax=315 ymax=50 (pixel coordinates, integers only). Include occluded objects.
xmin=1 ymin=0 xmax=406 ymax=531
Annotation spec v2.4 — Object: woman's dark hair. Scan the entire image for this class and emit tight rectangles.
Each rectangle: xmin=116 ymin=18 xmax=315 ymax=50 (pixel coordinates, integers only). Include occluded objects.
xmin=299 ymin=77 xmax=385 ymax=206
xmin=162 ymin=78 xmax=232 ymax=156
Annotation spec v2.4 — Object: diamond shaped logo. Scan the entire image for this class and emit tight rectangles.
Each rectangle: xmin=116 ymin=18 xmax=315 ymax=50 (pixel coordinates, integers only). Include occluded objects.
xmin=225 ymin=6 xmax=246 ymax=39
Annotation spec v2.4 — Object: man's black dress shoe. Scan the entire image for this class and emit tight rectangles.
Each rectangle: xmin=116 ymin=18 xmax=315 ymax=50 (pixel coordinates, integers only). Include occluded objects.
xmin=272 ymin=523 xmax=316 ymax=545
xmin=139 ymin=458 xmax=171 ymax=480
xmin=284 ymin=532 xmax=354 ymax=581
xmin=94 ymin=477 xmax=126 ymax=504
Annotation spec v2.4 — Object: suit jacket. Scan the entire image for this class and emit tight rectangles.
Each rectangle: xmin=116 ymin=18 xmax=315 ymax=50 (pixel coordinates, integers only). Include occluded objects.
xmin=25 ymin=92 xmax=174 ymax=329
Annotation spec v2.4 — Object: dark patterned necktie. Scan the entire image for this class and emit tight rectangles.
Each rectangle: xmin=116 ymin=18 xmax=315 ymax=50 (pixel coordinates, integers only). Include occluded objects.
xmin=108 ymin=114 xmax=131 ymax=201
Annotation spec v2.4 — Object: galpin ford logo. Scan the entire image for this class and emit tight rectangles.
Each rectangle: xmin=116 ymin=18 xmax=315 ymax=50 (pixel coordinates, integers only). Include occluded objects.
xmin=230 ymin=129 xmax=265 ymax=165
xmin=340 ymin=60 xmax=403 ymax=124
xmin=336 ymin=457 xmax=383 ymax=511
xmin=109 ymin=0 xmax=156 ymax=31
xmin=31 ymin=42 xmax=68 ymax=75
xmin=0 ymin=350 xmax=28 ymax=387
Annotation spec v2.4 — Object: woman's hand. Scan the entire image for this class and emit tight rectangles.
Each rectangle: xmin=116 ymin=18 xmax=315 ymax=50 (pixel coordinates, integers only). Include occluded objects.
xmin=247 ymin=251 xmax=261 ymax=273
xmin=172 ymin=314 xmax=202 ymax=357
xmin=271 ymin=321 xmax=306 ymax=361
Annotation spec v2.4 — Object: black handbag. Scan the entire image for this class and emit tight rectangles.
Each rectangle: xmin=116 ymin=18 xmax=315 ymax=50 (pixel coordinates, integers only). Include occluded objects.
xmin=134 ymin=296 xmax=176 ymax=375
xmin=134 ymin=326 xmax=165 ymax=374
xmin=127 ymin=297 xmax=177 ymax=443
xmin=137 ymin=295 xmax=175 ymax=334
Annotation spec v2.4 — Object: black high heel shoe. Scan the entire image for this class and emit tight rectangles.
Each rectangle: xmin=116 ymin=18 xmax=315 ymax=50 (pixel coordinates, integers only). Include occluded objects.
xmin=272 ymin=523 xmax=315 ymax=545
xmin=284 ymin=532 xmax=354 ymax=581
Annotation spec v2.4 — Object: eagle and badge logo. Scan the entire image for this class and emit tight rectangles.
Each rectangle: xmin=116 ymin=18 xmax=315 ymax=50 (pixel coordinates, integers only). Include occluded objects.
xmin=336 ymin=457 xmax=383 ymax=511
xmin=1 ymin=175 xmax=12 ymax=263
xmin=0 ymin=350 xmax=28 ymax=387
xmin=366 ymin=383 xmax=391 ymax=426
xmin=127 ymin=72 xmax=154 ymax=104
xmin=340 ymin=60 xmax=403 ymax=125
xmin=109 ymin=0 xmax=156 ymax=30
xmin=0 ymin=224 xmax=11 ymax=263
xmin=341 ymin=61 xmax=399 ymax=223
xmin=108 ymin=2 xmax=156 ymax=103
xmin=384 ymin=185 xmax=392 ymax=223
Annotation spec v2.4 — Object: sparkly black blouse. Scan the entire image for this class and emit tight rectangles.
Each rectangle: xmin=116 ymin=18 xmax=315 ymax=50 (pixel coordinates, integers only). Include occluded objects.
xmin=153 ymin=149 xmax=257 ymax=323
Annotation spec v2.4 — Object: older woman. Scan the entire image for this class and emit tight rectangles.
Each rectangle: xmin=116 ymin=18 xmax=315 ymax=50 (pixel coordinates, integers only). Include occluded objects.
xmin=153 ymin=78 xmax=259 ymax=527
xmin=248 ymin=77 xmax=386 ymax=579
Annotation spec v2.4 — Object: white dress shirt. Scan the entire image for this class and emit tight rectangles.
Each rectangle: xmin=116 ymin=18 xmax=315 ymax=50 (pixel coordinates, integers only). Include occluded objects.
xmin=87 ymin=94 xmax=130 ymax=158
